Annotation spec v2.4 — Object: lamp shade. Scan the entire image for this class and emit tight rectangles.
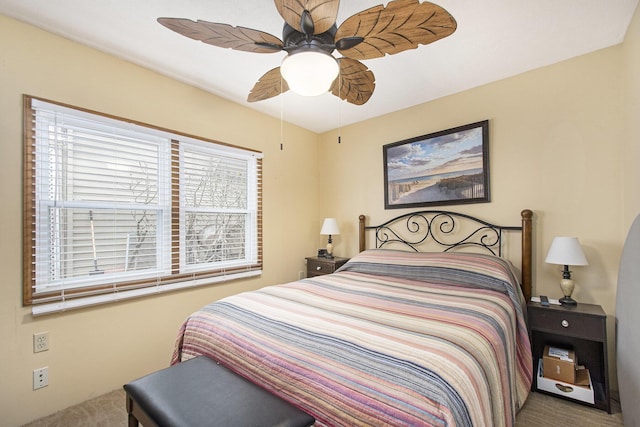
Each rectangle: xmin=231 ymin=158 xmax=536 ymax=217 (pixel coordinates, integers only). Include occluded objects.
xmin=281 ymin=51 xmax=339 ymax=97
xmin=545 ymin=237 xmax=588 ymax=266
xmin=320 ymin=218 xmax=340 ymax=236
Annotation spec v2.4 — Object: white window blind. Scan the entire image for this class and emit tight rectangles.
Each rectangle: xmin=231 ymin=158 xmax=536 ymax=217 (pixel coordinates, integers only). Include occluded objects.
xmin=23 ymin=96 xmax=262 ymax=314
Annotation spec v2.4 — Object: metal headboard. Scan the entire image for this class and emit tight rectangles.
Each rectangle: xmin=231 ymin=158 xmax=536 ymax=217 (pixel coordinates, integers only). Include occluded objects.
xmin=358 ymin=209 xmax=533 ymax=301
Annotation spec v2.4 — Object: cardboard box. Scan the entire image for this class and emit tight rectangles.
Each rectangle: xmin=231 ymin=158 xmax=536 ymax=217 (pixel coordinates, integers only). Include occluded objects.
xmin=543 ymin=345 xmax=576 ymax=383
xmin=537 ymin=359 xmax=594 ymax=404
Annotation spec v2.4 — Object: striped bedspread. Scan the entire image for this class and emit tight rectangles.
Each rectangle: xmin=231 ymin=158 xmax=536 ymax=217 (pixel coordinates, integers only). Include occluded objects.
xmin=172 ymin=249 xmax=532 ymax=426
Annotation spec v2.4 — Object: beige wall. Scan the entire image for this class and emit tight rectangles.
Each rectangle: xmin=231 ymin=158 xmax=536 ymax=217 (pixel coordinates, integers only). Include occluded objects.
xmin=2 ymin=4 xmax=639 ymax=425
xmin=319 ymin=4 xmax=640 ymax=399
xmin=319 ymin=43 xmax=628 ymax=297
xmin=0 ymin=15 xmax=320 ymax=426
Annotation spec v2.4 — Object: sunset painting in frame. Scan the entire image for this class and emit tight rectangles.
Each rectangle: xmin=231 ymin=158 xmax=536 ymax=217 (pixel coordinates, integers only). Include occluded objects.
xmin=384 ymin=120 xmax=490 ymax=209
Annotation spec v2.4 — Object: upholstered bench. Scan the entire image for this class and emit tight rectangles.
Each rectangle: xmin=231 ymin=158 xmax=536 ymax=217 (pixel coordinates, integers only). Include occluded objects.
xmin=123 ymin=356 xmax=315 ymax=427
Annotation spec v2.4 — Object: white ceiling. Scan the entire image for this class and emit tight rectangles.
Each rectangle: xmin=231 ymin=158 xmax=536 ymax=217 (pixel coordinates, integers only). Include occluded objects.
xmin=1 ymin=1 xmax=637 ymax=133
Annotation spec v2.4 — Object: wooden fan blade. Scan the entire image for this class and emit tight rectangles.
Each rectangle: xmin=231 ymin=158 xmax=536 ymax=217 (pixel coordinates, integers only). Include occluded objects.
xmin=274 ymin=0 xmax=339 ymax=35
xmin=158 ymin=18 xmax=283 ymax=53
xmin=335 ymin=0 xmax=457 ymax=60
xmin=247 ymin=67 xmax=290 ymax=102
xmin=330 ymin=58 xmax=375 ymax=105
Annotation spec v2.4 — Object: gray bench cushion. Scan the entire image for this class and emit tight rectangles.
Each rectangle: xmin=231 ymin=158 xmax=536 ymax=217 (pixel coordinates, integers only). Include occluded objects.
xmin=124 ymin=356 xmax=315 ymax=427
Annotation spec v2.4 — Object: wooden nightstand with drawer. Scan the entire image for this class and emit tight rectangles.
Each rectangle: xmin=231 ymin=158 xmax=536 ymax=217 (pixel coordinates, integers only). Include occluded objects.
xmin=527 ymin=301 xmax=610 ymax=412
xmin=305 ymin=257 xmax=349 ymax=278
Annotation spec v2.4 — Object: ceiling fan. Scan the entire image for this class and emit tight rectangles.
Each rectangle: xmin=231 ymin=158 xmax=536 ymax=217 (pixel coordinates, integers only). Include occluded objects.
xmin=158 ymin=0 xmax=456 ymax=105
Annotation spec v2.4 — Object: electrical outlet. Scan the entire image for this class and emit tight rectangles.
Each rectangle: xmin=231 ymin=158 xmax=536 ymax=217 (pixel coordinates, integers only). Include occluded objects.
xmin=298 ymin=271 xmax=305 ymax=280
xmin=33 ymin=367 xmax=49 ymax=390
xmin=33 ymin=332 xmax=49 ymax=353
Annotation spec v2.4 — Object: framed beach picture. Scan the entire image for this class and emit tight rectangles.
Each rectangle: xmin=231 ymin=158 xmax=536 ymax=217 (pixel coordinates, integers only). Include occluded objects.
xmin=383 ymin=120 xmax=490 ymax=209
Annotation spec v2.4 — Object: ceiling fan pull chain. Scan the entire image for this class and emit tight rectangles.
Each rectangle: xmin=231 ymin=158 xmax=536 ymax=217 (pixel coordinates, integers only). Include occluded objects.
xmin=280 ymin=75 xmax=284 ymax=151
xmin=338 ymin=73 xmax=342 ymax=144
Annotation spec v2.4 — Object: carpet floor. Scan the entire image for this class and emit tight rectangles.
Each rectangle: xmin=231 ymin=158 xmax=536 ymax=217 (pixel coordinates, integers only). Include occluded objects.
xmin=22 ymin=388 xmax=624 ymax=426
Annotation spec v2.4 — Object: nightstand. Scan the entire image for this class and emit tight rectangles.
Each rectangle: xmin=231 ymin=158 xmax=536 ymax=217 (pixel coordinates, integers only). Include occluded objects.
xmin=305 ymin=256 xmax=349 ymax=278
xmin=527 ymin=301 xmax=610 ymax=413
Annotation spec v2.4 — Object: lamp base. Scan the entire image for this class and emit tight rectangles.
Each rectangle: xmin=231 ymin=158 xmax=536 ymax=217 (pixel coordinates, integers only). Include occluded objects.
xmin=559 ymin=277 xmax=576 ymax=306
xmin=326 ymin=241 xmax=334 ymax=259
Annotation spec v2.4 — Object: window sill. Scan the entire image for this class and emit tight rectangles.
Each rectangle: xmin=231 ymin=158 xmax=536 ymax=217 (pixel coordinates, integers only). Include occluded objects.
xmin=31 ymin=269 xmax=261 ymax=316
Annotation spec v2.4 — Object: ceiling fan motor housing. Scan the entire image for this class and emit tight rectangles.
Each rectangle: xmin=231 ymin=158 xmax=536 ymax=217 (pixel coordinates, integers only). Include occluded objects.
xmin=282 ymin=23 xmax=337 ymax=55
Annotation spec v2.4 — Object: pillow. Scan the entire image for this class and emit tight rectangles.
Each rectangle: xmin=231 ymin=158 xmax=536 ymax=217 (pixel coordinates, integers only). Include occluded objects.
xmin=337 ymin=249 xmax=525 ymax=305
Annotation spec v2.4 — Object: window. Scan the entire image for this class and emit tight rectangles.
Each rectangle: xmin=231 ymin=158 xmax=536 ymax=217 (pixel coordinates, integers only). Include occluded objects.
xmin=23 ymin=96 xmax=262 ymax=314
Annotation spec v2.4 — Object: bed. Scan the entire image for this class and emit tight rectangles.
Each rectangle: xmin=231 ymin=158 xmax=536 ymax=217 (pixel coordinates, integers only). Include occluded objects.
xmin=171 ymin=210 xmax=534 ymax=426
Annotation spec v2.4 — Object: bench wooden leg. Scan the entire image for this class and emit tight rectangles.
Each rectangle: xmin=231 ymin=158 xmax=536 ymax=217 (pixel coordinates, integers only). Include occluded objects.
xmin=126 ymin=392 xmax=159 ymax=427
xmin=126 ymin=395 xmax=138 ymax=427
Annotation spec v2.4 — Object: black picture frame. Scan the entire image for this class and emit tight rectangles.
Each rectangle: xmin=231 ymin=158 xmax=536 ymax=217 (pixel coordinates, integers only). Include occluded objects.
xmin=383 ymin=120 xmax=490 ymax=209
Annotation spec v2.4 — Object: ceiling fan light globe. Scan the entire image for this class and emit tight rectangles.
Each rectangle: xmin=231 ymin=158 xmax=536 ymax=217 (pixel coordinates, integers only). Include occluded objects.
xmin=281 ymin=51 xmax=339 ymax=97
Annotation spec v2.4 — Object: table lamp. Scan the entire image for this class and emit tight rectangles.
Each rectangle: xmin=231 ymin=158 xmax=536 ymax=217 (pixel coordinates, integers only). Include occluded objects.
xmin=545 ymin=236 xmax=589 ymax=305
xmin=320 ymin=218 xmax=340 ymax=258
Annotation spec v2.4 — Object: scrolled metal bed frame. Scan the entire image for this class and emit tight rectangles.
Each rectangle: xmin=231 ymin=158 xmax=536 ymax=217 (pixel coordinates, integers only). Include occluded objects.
xmin=358 ymin=209 xmax=533 ymax=301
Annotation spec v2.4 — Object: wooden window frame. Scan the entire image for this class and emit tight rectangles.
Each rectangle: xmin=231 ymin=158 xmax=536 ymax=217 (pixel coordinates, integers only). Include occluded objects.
xmin=23 ymin=95 xmax=263 ymax=314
